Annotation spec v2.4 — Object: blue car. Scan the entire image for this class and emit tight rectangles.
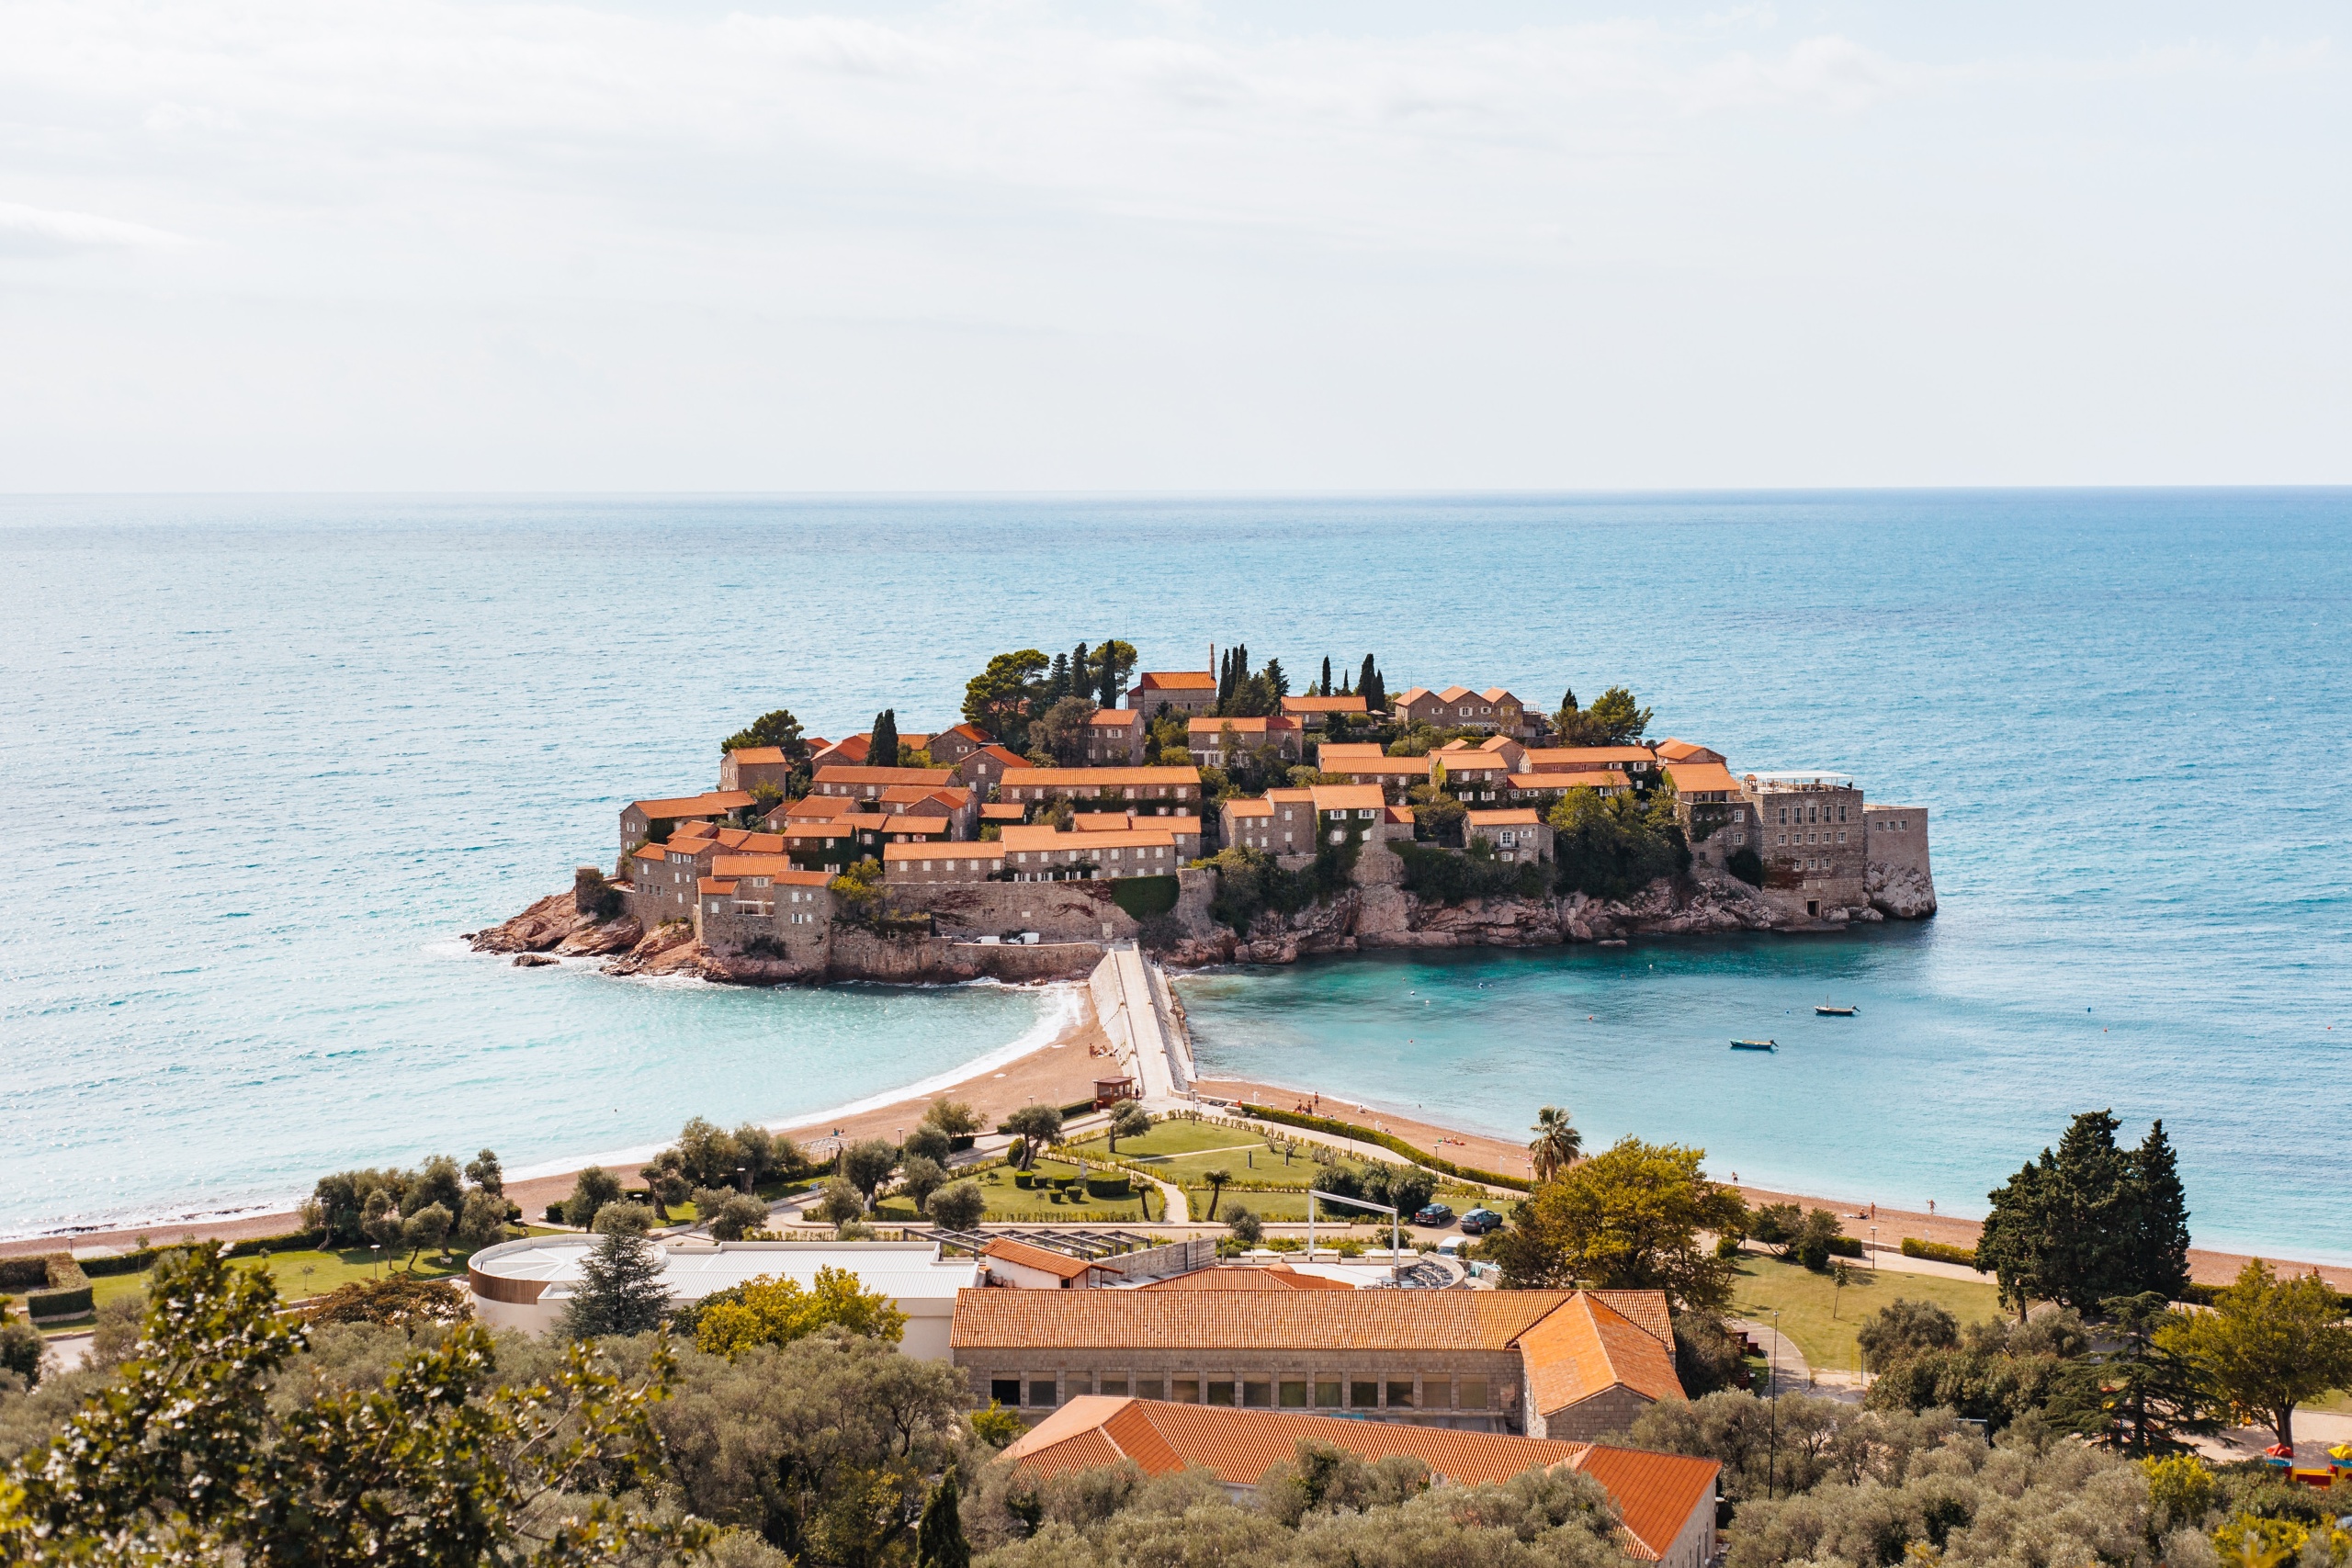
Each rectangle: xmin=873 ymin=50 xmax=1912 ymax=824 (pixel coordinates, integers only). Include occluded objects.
xmin=1458 ymin=1207 xmax=1504 ymax=1235
xmin=1413 ymin=1202 xmax=1455 ymax=1227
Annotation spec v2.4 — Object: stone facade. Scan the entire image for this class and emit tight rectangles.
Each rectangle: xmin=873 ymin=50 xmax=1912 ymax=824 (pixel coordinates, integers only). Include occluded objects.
xmin=1084 ymin=708 xmax=1148 ymax=765
xmin=1741 ymin=773 xmax=1867 ymax=920
xmin=962 ymin=1347 xmax=1532 ymax=1433
xmin=1863 ymin=804 xmax=1937 ymax=918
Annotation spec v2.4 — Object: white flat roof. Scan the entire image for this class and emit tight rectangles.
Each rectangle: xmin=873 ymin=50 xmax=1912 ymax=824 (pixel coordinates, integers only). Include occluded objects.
xmin=473 ymin=1238 xmax=978 ymax=1303
xmin=1744 ymin=770 xmax=1855 ymax=785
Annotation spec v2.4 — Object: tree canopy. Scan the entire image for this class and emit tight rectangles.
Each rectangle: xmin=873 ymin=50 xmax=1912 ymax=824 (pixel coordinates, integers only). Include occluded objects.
xmin=1484 ymin=1137 xmax=1745 ymax=1311
xmin=1975 ymin=1112 xmax=2191 ymax=1315
xmin=1546 ymin=788 xmax=1690 ymax=900
xmin=2157 ymin=1258 xmax=2352 ymax=1450
xmin=963 ymin=650 xmax=1051 ymax=747
xmin=691 ymin=1267 xmax=907 ymax=1359
xmin=1549 ymin=686 xmax=1650 ymax=747
xmin=721 ymin=706 xmax=810 ymax=760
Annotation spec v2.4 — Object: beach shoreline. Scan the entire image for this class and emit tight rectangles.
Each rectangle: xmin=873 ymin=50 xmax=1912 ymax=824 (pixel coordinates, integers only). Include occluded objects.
xmin=0 ymin=984 xmax=1114 ymax=1259
xmin=12 ymin=1017 xmax=2346 ymax=1293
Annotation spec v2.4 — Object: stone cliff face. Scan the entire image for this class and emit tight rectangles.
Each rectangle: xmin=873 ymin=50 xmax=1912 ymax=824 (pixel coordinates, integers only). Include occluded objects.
xmin=1866 ymin=863 xmax=1939 ymax=919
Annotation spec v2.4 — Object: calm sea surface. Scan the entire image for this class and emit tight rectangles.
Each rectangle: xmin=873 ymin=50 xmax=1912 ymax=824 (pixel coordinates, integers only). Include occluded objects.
xmin=1 ymin=493 xmax=2346 ymax=1256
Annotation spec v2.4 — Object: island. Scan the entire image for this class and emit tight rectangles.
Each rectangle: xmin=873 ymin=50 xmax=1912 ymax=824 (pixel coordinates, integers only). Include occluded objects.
xmin=470 ymin=642 xmax=1936 ymax=984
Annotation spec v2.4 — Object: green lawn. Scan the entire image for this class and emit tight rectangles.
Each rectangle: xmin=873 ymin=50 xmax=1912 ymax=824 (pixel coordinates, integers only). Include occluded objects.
xmin=1073 ymin=1121 xmax=1276 ymax=1159
xmin=18 ymin=1246 xmax=478 ymax=1329
xmin=871 ymin=1160 xmax=1155 ymax=1224
xmin=1728 ymin=1253 xmax=2006 ymax=1375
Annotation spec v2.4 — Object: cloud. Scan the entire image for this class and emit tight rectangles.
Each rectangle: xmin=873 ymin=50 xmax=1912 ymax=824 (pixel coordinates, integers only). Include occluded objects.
xmin=0 ymin=201 xmax=191 ymax=255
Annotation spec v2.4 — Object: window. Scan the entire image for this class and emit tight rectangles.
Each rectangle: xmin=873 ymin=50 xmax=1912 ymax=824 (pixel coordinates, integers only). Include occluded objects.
xmin=1385 ymin=1380 xmax=1415 ymax=1409
xmin=1100 ymin=1375 xmax=1129 ymax=1397
xmin=1171 ymin=1377 xmax=1201 ymax=1404
xmin=1206 ymin=1380 xmax=1236 ymax=1407
xmin=990 ymin=1378 xmax=1021 ymax=1407
xmin=1279 ymin=1380 xmax=1308 ymax=1408
xmin=1461 ymin=1380 xmax=1489 ymax=1409
xmin=1351 ymin=1380 xmax=1380 ymax=1408
xmin=1028 ymin=1379 xmax=1057 ymax=1408
xmin=1315 ymin=1380 xmax=1341 ymax=1408
xmin=1242 ymin=1380 xmax=1272 ymax=1409
xmin=1776 ymin=834 xmax=1786 ymax=846
xmin=1838 ymin=830 xmax=1847 ymax=843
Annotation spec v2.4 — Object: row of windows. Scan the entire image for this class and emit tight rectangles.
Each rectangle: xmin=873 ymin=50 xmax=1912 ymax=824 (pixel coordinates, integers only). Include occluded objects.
xmin=1774 ymin=802 xmax=1850 ymax=825
xmin=988 ymin=1372 xmax=1499 ymax=1412
xmin=1775 ymin=830 xmax=1847 ymax=847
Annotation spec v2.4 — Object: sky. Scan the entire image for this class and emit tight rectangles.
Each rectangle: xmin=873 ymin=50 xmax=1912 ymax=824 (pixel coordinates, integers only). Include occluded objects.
xmin=0 ymin=1 xmax=2344 ymax=491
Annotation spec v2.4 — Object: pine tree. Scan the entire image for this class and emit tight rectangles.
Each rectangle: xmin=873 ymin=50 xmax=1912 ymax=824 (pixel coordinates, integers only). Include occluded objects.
xmin=1070 ymin=643 xmax=1090 ymax=705
xmin=1046 ymin=652 xmax=1069 ymax=702
xmin=560 ymin=1228 xmax=672 ymax=1338
xmin=870 ymin=709 xmax=899 ymax=770
xmin=2128 ymin=1119 xmax=2191 ymax=1300
xmin=1319 ymin=656 xmax=1332 ymax=697
xmin=917 ymin=1471 xmax=970 ymax=1568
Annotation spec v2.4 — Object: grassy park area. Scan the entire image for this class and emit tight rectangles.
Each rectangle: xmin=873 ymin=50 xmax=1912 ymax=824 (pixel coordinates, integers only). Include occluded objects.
xmin=13 ymin=1245 xmax=474 ymax=1333
xmin=1728 ymin=1252 xmax=2007 ymax=1375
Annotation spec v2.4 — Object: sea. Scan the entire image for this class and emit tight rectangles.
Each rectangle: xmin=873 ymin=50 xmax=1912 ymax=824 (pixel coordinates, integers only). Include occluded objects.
xmin=2 ymin=492 xmax=2346 ymax=1258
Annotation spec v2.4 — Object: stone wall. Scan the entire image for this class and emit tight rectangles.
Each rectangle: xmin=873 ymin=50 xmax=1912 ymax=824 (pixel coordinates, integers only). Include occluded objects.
xmin=886 ymin=868 xmax=1216 ymax=946
xmin=1862 ymin=804 xmax=1936 ymax=918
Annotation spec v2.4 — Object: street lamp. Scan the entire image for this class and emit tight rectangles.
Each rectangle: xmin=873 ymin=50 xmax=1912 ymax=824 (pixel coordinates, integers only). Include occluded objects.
xmin=1870 ymin=1225 xmax=1878 ymax=1269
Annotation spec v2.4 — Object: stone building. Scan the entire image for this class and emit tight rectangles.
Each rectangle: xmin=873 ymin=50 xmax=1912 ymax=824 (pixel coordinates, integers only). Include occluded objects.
xmin=1862 ymin=803 xmax=1936 ymax=917
xmin=1390 ymin=686 xmax=1532 ymax=736
xmin=1741 ymin=771 xmax=1867 ymax=920
xmin=946 ymin=1287 xmax=1682 ymax=1439
xmin=1521 ymin=746 xmax=1657 ymax=782
xmin=1431 ymin=750 xmax=1510 ymax=806
xmin=1329 ymin=754 xmax=1435 ymax=803
xmin=1464 ymin=809 xmax=1551 ymax=863
xmin=1084 ymin=708 xmax=1148 ymax=765
xmin=881 ymin=840 xmax=1010 ymax=884
xmin=695 ymin=854 xmax=832 ymax=956
xmin=1126 ymin=671 xmax=1217 ymax=716
xmin=999 ymin=766 xmax=1201 ymax=813
xmin=1308 ymin=784 xmax=1410 ymax=847
xmin=956 ymin=743 xmax=1031 ymax=797
xmin=1001 ymin=1403 xmax=1721 ymax=1568
xmin=1506 ymin=769 xmax=1629 ymax=808
xmin=1219 ymin=788 xmax=1315 ymax=855
xmin=927 ymin=723 xmax=993 ymax=768
xmin=718 ymin=747 xmax=797 ymax=795
xmin=811 ymin=764 xmax=958 ymax=801
xmin=618 ymin=790 xmax=753 ymax=861
xmin=1186 ymin=715 xmax=1303 ymax=769
xmin=1279 ymin=694 xmax=1367 ymax=729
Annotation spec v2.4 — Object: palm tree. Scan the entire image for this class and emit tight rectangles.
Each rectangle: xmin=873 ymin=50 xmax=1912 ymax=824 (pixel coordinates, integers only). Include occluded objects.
xmin=1204 ymin=1168 xmax=1232 ymax=1222
xmin=1529 ymin=1107 xmax=1582 ymax=1183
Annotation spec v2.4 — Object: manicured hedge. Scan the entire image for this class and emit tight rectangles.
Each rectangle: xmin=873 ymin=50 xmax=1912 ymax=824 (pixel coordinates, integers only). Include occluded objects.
xmin=1826 ymin=1235 xmax=1863 ymax=1259
xmin=0 ymin=1256 xmax=55 ymax=1291
xmin=28 ymin=1256 xmax=93 ymax=1320
xmin=1238 ymin=1105 xmax=1532 ymax=1192
xmin=1900 ymin=1236 xmax=1978 ymax=1268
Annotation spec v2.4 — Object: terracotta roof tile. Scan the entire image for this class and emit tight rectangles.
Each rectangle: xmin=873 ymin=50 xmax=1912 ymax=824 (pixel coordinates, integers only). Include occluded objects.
xmin=1465 ymin=809 xmax=1540 ymax=826
xmin=1572 ymin=1444 xmax=1722 ymax=1560
xmin=812 ymin=766 xmax=956 ymax=786
xmin=1522 ymin=747 xmax=1656 ymax=769
xmin=1662 ymin=762 xmax=1741 ymax=795
xmin=1139 ymin=1265 xmax=1355 ymax=1292
xmin=1282 ymin=694 xmax=1369 ymax=714
xmin=1518 ymin=1295 xmax=1685 ymax=1419
xmin=984 ymin=1239 xmax=1099 ymax=1280
xmin=1135 ymin=671 xmax=1216 ymax=691
xmin=949 ymin=1288 xmax=1576 ymax=1351
xmin=629 ymin=791 xmax=755 ymax=817
xmin=1307 ymin=784 xmax=1387 ymax=812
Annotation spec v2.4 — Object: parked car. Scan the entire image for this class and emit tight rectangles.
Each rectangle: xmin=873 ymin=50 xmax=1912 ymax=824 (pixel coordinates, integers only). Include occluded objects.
xmin=1458 ymin=1207 xmax=1503 ymax=1235
xmin=1412 ymin=1202 xmax=1455 ymax=1227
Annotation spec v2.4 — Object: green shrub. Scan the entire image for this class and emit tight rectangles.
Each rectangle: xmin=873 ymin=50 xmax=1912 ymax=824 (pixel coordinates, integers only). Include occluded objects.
xmin=1241 ymin=1104 xmax=1530 ymax=1191
xmin=1111 ymin=874 xmax=1180 ymax=920
xmin=1727 ymin=846 xmax=1765 ymax=886
xmin=0 ymin=1255 xmax=60 ymax=1291
xmin=1085 ymin=1176 xmax=1132 ymax=1199
xmin=1901 ymin=1236 xmax=1978 ymax=1267
xmin=28 ymin=1257 xmax=94 ymax=1320
xmin=1392 ymin=840 xmax=1548 ymax=905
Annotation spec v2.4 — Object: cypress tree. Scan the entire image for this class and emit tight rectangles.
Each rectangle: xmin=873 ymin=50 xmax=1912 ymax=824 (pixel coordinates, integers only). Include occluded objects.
xmin=870 ymin=709 xmax=899 ymax=769
xmin=1319 ymin=656 xmax=1332 ymax=697
xmin=559 ymin=1228 xmax=671 ymax=1338
xmin=2128 ymin=1119 xmax=2191 ymax=1300
xmin=1216 ymin=649 xmax=1235 ymax=713
xmin=1070 ymin=643 xmax=1089 ymax=705
xmin=917 ymin=1471 xmax=969 ymax=1568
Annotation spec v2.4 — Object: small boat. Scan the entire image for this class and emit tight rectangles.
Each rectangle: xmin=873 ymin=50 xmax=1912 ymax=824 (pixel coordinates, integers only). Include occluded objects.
xmin=1815 ymin=1003 xmax=1858 ymax=1017
xmin=1730 ymin=1039 xmax=1778 ymax=1052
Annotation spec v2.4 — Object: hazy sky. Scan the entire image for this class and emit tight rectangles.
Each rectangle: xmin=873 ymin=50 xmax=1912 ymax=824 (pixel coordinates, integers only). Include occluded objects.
xmin=1 ymin=2 xmax=2343 ymax=490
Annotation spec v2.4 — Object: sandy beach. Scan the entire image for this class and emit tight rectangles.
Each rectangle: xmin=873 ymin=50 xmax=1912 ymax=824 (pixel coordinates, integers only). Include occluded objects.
xmin=1193 ymin=1075 xmax=2352 ymax=1292
xmin=1 ymin=987 xmax=1114 ymax=1260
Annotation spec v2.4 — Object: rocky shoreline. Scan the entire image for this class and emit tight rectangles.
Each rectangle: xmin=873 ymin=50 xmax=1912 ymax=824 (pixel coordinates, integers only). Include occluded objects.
xmin=468 ymin=845 xmax=1936 ymax=986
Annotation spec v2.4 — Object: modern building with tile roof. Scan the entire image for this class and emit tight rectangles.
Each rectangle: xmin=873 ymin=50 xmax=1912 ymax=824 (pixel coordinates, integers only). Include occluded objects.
xmin=947 ymin=1287 xmax=1681 ymax=1439
xmin=1001 ymin=1398 xmax=1719 ymax=1568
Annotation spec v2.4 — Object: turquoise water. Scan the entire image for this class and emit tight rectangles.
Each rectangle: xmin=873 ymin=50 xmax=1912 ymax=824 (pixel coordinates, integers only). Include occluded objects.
xmin=2 ymin=492 xmax=2347 ymax=1255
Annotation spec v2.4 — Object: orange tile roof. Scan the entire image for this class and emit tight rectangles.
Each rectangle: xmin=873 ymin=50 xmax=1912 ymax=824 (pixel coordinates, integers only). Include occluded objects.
xmin=1465 ymin=809 xmax=1541 ymax=826
xmin=1186 ymin=715 xmax=1300 ymax=735
xmin=1480 ymin=688 xmax=1522 ymax=705
xmin=880 ymin=815 xmax=951 ymax=837
xmin=1007 ymin=1396 xmax=1584 ymax=1491
xmin=1510 ymin=770 xmax=1629 ymax=791
xmin=698 ymin=876 xmax=735 ymax=896
xmin=983 ymin=1238 xmax=1100 ymax=1280
xmin=1523 ymin=747 xmax=1655 ymax=769
xmin=1135 ymin=671 xmax=1216 ymax=691
xmin=1315 ymin=743 xmax=1386 ymax=761
xmin=781 ymin=823 xmax=854 ymax=840
xmin=812 ymin=736 xmax=870 ymax=765
xmin=1662 ymin=762 xmax=1741 ymax=795
xmin=1087 ymin=708 xmax=1144 ymax=727
xmin=1385 ymin=805 xmax=1416 ymax=824
xmin=709 ymin=855 xmax=828 ymax=886
xmin=1308 ymin=784 xmax=1387 ymax=812
xmin=881 ymin=840 xmax=1008 ymax=863
xmin=979 ymin=803 xmax=1027 ymax=820
xmin=944 ymin=722 xmax=991 ymax=744
xmin=1006 ymin=767 xmax=1201 ymax=788
xmin=1589 ymin=1291 xmax=1673 ymax=1348
xmin=629 ymin=791 xmax=754 ymax=817
xmin=1266 ymin=788 xmax=1316 ymax=803
xmin=1139 ymin=1264 xmax=1355 ymax=1292
xmin=1072 ymin=813 xmax=1135 ymax=832
xmin=1223 ymin=797 xmax=1274 ymax=818
xmin=812 ymin=766 xmax=956 ymax=786
xmin=1338 ymin=757 xmax=1437 ymax=777
xmin=781 ymin=795 xmax=856 ymax=819
xmin=1573 ymin=1444 xmax=1722 ymax=1560
xmin=949 ymin=1288 xmax=1577 ymax=1352
xmin=726 ymin=745 xmax=788 ymax=764
xmin=671 ymin=819 xmax=719 ymax=841
xmin=712 ymin=829 xmax=785 ymax=852
xmin=1517 ymin=1293 xmax=1685 ymax=1419
xmin=976 ymin=744 xmax=1033 ymax=768
xmin=1282 ymin=694 xmax=1369 ymax=715
xmin=1652 ymin=739 xmax=1723 ymax=764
